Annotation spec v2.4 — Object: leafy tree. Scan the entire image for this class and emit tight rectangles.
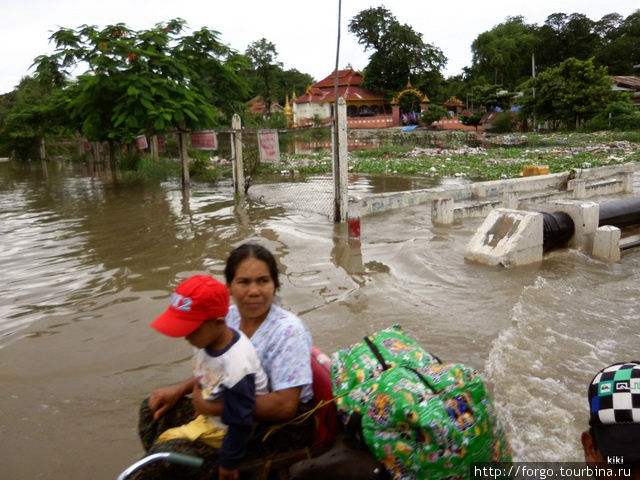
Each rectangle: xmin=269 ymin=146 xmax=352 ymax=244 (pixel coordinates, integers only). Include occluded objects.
xmin=469 ymin=80 xmax=513 ymax=111
xmin=1 ymin=76 xmax=69 ymax=160
xmin=470 ymin=16 xmax=539 ymax=88
xmin=273 ymin=68 xmax=314 ymax=105
xmin=583 ymin=98 xmax=640 ymax=131
xmin=518 ymin=57 xmax=619 ymax=129
xmin=32 ymin=19 xmax=246 ymax=144
xmin=490 ymin=112 xmax=515 ymax=133
xmin=594 ymin=10 xmax=640 ymax=74
xmin=245 ymin=38 xmax=282 ymax=116
xmin=419 ymin=104 xmax=447 ymax=127
xmin=460 ymin=111 xmax=484 ymax=131
xmin=348 ymin=6 xmax=446 ymax=95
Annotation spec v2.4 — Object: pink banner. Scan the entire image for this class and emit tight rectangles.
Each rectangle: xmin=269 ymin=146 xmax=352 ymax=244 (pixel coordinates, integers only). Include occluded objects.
xmin=258 ymin=130 xmax=280 ymax=164
xmin=191 ymin=131 xmax=218 ymax=150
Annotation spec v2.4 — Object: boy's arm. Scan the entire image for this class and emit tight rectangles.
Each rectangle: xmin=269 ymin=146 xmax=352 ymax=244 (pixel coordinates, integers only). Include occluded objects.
xmin=218 ymin=374 xmax=257 ymax=471
xmin=192 ymin=384 xmax=300 ymax=421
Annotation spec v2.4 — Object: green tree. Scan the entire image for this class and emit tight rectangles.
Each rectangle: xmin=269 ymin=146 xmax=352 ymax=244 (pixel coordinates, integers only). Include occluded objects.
xmin=1 ymin=76 xmax=69 ymax=160
xmin=272 ymin=68 xmax=314 ymax=105
xmin=419 ymin=104 xmax=447 ymax=127
xmin=594 ymin=10 xmax=640 ymax=74
xmin=519 ymin=57 xmax=619 ymax=129
xmin=460 ymin=111 xmax=484 ymax=131
xmin=583 ymin=98 xmax=640 ymax=131
xmin=245 ymin=38 xmax=282 ymax=116
xmin=348 ymin=6 xmax=446 ymax=95
xmin=470 ymin=16 xmax=539 ymax=88
xmin=33 ymin=19 xmax=246 ymax=144
xmin=469 ymin=80 xmax=513 ymax=111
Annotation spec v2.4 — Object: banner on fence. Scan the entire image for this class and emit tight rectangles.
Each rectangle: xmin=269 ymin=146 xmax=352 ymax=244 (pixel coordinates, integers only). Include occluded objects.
xmin=258 ymin=130 xmax=280 ymax=164
xmin=136 ymin=135 xmax=148 ymax=150
xmin=191 ymin=130 xmax=218 ymax=150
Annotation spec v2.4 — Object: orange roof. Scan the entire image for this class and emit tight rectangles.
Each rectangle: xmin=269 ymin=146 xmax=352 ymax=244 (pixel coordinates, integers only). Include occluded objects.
xmin=313 ymin=68 xmax=364 ymax=88
xmin=296 ymin=85 xmax=383 ymax=104
xmin=295 ymin=68 xmax=383 ymax=104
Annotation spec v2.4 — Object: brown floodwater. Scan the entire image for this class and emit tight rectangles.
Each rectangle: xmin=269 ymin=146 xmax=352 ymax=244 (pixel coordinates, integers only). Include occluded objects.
xmin=1 ymin=160 xmax=639 ymax=479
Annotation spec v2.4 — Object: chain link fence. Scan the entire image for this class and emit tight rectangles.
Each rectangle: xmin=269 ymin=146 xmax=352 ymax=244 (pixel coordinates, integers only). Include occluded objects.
xmin=240 ymin=126 xmax=337 ymax=219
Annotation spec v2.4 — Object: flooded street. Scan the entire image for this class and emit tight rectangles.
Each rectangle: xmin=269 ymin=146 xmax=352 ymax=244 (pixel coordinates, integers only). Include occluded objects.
xmin=1 ymin=160 xmax=639 ymax=479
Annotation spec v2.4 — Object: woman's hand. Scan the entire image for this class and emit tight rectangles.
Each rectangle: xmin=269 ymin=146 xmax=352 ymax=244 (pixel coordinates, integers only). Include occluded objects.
xmin=218 ymin=466 xmax=239 ymax=480
xmin=148 ymin=378 xmax=196 ymax=420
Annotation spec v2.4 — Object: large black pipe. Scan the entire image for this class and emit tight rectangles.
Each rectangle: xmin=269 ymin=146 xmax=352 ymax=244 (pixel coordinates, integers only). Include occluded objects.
xmin=541 ymin=196 xmax=640 ymax=252
xmin=598 ymin=197 xmax=640 ymax=228
xmin=542 ymin=212 xmax=575 ymax=252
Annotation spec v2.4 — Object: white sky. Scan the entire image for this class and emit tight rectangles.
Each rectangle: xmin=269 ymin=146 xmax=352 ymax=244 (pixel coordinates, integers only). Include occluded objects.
xmin=1 ymin=0 xmax=638 ymax=95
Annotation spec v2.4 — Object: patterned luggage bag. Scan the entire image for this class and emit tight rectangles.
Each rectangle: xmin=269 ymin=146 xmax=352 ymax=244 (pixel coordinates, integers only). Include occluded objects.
xmin=331 ymin=325 xmax=511 ymax=480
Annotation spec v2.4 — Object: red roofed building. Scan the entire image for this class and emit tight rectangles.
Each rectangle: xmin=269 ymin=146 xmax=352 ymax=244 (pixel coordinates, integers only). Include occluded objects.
xmin=293 ymin=68 xmax=393 ymax=128
xmin=611 ymin=76 xmax=640 ymax=109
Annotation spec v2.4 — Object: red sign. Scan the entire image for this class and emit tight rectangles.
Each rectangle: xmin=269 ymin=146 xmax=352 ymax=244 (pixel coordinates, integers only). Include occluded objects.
xmin=258 ymin=130 xmax=280 ymax=164
xmin=157 ymin=136 xmax=166 ymax=153
xmin=191 ymin=131 xmax=218 ymax=150
xmin=136 ymin=135 xmax=148 ymax=150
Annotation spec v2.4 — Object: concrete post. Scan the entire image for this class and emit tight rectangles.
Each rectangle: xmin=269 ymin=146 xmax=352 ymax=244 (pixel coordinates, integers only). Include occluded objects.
xmin=621 ymin=171 xmax=634 ymax=193
xmin=503 ymin=192 xmax=519 ymax=209
xmin=592 ymin=226 xmax=621 ymax=262
xmin=333 ymin=98 xmax=348 ymax=223
xmin=568 ymin=179 xmax=586 ymax=199
xmin=431 ymin=197 xmax=454 ymax=225
xmin=232 ymin=114 xmax=244 ymax=198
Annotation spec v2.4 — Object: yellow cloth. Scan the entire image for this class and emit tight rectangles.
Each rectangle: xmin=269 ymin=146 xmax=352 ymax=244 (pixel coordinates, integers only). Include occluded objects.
xmin=157 ymin=415 xmax=226 ymax=448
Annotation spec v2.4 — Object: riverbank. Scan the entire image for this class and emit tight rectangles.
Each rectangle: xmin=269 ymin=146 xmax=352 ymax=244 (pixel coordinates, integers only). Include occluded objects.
xmin=269 ymin=130 xmax=640 ymax=181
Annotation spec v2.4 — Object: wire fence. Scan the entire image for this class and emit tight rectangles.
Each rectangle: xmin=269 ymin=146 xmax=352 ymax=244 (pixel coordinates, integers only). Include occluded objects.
xmin=236 ymin=126 xmax=337 ymax=219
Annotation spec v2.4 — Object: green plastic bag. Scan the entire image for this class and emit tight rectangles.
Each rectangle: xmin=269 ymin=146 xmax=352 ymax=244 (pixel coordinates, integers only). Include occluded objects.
xmin=331 ymin=325 xmax=511 ymax=480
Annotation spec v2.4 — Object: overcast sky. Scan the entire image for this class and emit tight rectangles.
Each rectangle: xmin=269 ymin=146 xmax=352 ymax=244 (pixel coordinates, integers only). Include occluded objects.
xmin=1 ymin=0 xmax=638 ymax=95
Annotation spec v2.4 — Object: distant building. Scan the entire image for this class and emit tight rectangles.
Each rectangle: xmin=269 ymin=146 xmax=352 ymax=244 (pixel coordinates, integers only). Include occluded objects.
xmin=293 ymin=68 xmax=393 ymax=128
xmin=611 ymin=76 xmax=640 ymax=109
xmin=246 ymin=96 xmax=284 ymax=115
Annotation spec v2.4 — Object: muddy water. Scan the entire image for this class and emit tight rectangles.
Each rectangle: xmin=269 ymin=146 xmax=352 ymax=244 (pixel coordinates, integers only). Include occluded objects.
xmin=1 ymin=161 xmax=639 ymax=479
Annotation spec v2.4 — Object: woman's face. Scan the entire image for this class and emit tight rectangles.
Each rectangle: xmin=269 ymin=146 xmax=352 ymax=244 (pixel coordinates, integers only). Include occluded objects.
xmin=229 ymin=257 xmax=275 ymax=323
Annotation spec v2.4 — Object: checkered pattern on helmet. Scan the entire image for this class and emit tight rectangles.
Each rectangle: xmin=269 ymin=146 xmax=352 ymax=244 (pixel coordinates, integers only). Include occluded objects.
xmin=589 ymin=362 xmax=640 ymax=426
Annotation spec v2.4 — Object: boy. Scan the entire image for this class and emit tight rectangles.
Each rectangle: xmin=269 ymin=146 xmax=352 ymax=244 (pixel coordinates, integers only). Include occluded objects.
xmin=150 ymin=274 xmax=269 ymax=480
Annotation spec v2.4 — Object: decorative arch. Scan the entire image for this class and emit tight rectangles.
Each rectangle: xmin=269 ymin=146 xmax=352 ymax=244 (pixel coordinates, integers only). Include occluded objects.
xmin=391 ymin=81 xmax=429 ymax=105
xmin=391 ymin=81 xmax=430 ymax=126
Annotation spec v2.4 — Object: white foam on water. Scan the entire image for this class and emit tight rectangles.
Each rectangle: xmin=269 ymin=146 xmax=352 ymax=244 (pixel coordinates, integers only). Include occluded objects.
xmin=484 ymin=260 xmax=640 ymax=463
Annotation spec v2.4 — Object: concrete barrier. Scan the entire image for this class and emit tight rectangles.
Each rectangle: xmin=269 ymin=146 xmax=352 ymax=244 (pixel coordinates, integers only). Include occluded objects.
xmin=464 ymin=209 xmax=543 ymax=267
xmin=350 ymin=163 xmax=639 ymax=221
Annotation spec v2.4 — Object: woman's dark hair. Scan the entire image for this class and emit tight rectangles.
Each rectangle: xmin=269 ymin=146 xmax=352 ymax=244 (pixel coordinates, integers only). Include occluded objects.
xmin=224 ymin=243 xmax=281 ymax=290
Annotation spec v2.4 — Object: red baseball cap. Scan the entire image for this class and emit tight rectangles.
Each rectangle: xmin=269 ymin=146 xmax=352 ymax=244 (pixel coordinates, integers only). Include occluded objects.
xmin=151 ymin=275 xmax=230 ymax=337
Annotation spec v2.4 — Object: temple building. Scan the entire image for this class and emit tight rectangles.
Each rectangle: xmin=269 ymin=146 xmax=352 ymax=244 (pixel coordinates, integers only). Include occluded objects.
xmin=293 ymin=68 xmax=393 ymax=128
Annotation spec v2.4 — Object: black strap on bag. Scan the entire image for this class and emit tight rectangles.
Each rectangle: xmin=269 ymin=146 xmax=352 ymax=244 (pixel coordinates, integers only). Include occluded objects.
xmin=363 ymin=336 xmax=390 ymax=370
xmin=363 ymin=334 xmax=442 ymax=392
